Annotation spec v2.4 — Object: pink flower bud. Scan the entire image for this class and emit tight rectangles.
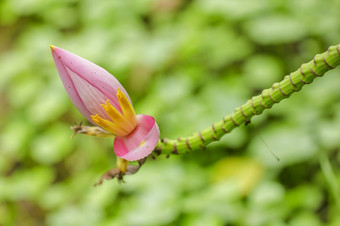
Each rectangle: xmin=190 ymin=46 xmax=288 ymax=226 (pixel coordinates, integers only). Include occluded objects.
xmin=50 ymin=45 xmax=160 ymax=161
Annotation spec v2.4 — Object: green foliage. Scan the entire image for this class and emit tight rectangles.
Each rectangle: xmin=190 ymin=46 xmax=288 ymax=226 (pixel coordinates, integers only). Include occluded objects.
xmin=0 ymin=0 xmax=340 ymax=225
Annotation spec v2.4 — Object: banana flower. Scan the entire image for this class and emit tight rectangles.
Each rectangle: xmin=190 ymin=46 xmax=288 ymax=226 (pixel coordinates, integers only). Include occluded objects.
xmin=50 ymin=46 xmax=160 ymax=161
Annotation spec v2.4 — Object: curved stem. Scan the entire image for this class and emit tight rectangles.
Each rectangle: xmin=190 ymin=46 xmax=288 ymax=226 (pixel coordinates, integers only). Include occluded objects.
xmin=72 ymin=45 xmax=340 ymax=156
xmin=155 ymin=44 xmax=340 ymax=154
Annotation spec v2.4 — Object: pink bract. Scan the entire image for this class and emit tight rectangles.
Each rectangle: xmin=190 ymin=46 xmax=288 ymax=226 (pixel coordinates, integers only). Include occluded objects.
xmin=50 ymin=46 xmax=131 ymax=123
xmin=114 ymin=115 xmax=160 ymax=161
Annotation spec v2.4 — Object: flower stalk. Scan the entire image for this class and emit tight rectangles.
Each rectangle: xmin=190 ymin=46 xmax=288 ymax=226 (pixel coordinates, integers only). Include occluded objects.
xmin=73 ymin=44 xmax=340 ymax=156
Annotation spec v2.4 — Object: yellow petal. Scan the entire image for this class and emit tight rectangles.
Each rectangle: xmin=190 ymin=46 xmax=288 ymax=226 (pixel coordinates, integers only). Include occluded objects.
xmin=91 ymin=114 xmax=129 ymax=136
xmin=116 ymin=88 xmax=137 ymax=127
xmin=102 ymin=100 xmax=135 ymax=132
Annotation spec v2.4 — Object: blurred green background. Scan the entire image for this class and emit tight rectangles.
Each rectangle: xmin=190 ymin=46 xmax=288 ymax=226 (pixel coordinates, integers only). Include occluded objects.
xmin=1 ymin=0 xmax=340 ymax=225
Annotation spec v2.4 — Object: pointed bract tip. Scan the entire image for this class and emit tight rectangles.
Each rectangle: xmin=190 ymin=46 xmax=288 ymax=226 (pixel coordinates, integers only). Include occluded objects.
xmin=49 ymin=45 xmax=56 ymax=51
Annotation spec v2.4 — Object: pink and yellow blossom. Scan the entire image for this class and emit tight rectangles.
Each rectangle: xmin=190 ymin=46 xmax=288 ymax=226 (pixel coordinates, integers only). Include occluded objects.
xmin=50 ymin=45 xmax=160 ymax=161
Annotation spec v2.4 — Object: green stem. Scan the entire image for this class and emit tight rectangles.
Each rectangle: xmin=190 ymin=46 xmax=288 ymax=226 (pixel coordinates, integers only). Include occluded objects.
xmin=154 ymin=44 xmax=340 ymax=155
xmin=73 ymin=45 xmax=340 ymax=156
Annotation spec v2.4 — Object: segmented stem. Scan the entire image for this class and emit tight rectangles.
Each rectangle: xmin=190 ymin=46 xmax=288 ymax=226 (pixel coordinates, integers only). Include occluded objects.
xmin=154 ymin=44 xmax=340 ymax=154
